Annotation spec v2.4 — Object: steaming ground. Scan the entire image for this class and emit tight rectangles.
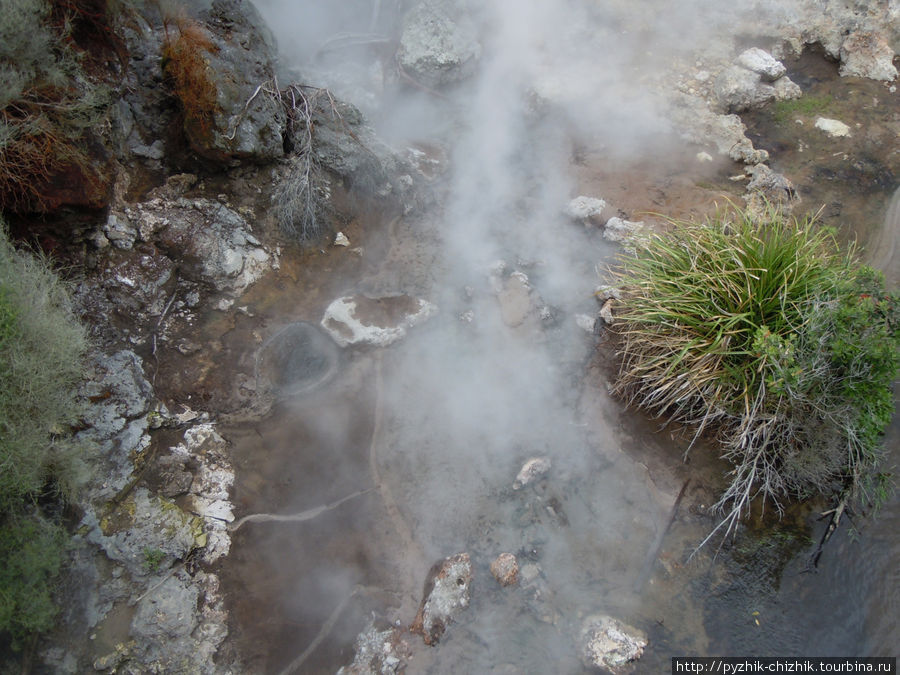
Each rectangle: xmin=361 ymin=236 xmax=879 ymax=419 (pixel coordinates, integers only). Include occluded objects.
xmin=220 ymin=0 xmax=900 ymax=672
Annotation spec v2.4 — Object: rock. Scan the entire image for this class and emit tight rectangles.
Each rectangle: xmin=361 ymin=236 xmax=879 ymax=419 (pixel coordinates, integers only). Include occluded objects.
xmin=669 ymin=93 xmax=768 ymax=165
xmin=85 ymin=487 xmax=205 ymax=578
xmin=815 ymin=117 xmax=852 ymax=138
xmin=334 ymin=231 xmax=351 ymax=246
xmin=490 ymin=553 xmax=519 ymax=587
xmin=397 ymin=0 xmax=482 ymax=88
xmin=76 ymin=351 xmax=154 ymax=501
xmin=594 ymin=285 xmax=622 ymax=302
xmin=565 ymin=196 xmax=607 ymax=223
xmin=713 ymin=64 xmax=799 ymax=113
xmin=338 ymin=620 xmax=412 ymax=674
xmin=575 ymin=313 xmax=598 ymax=334
xmin=744 ymin=164 xmax=800 ymax=219
xmin=736 ymin=48 xmax=786 ymax=81
xmin=173 ymin=1 xmax=286 ymax=162
xmin=321 ymin=294 xmax=437 ymax=348
xmin=496 ymin=271 xmax=537 ymax=327
xmin=839 ymin=31 xmax=898 ymax=81
xmin=148 ymin=197 xmax=274 ymax=298
xmin=603 ymin=217 xmax=644 ymax=243
xmin=514 ymin=457 xmax=552 ymax=490
xmin=410 ymin=553 xmax=472 ymax=645
xmin=599 ymin=298 xmax=615 ymax=326
xmin=579 ymin=615 xmax=648 ymax=673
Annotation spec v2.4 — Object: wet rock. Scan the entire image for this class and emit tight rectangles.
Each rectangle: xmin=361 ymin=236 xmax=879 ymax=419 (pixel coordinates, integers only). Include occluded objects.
xmin=84 ymin=487 xmax=205 ymax=579
xmin=579 ymin=615 xmax=647 ymax=673
xmin=744 ymin=164 xmax=800 ymax=219
xmin=603 ymin=217 xmax=644 ymax=243
xmin=169 ymin=423 xmax=235 ymax=563
xmin=815 ymin=117 xmax=852 ymax=138
xmin=736 ymin=48 xmax=786 ymax=82
xmin=514 ymin=457 xmax=552 ymax=490
xmin=321 ymin=294 xmax=437 ymax=348
xmin=397 ymin=0 xmax=482 ymax=88
xmin=128 ymin=570 xmax=229 ymax=673
xmin=490 ymin=553 xmax=519 ymax=587
xmin=839 ymin=30 xmax=898 ymax=81
xmin=338 ymin=620 xmax=412 ymax=674
xmin=565 ymin=196 xmax=607 ymax=224
xmin=410 ymin=552 xmax=472 ymax=645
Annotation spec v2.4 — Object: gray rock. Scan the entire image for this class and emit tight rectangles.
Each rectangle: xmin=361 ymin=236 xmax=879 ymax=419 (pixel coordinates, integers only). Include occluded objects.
xmin=338 ymin=620 xmax=411 ymax=674
xmin=146 ymin=197 xmax=274 ymax=297
xmin=603 ymin=217 xmax=644 ymax=243
xmin=839 ymin=30 xmax=898 ymax=81
xmin=713 ymin=64 xmax=800 ymax=113
xmin=77 ymin=351 xmax=154 ymax=501
xmin=736 ymin=48 xmax=786 ymax=81
xmin=744 ymin=164 xmax=800 ymax=219
xmin=579 ymin=615 xmax=647 ymax=673
xmin=669 ymin=93 xmax=768 ymax=165
xmin=514 ymin=457 xmax=552 ymax=490
xmin=398 ymin=0 xmax=482 ymax=88
xmin=410 ymin=553 xmax=472 ymax=645
xmin=85 ymin=487 xmax=205 ymax=578
xmin=565 ymin=196 xmax=607 ymax=223
xmin=321 ymin=294 xmax=437 ymax=347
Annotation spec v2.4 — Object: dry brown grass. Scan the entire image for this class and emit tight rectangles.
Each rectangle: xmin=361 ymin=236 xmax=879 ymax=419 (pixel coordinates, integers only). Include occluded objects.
xmin=161 ymin=12 xmax=219 ymax=143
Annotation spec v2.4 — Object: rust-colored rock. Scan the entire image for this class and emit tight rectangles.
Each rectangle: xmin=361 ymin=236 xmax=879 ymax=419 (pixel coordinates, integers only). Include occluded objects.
xmin=490 ymin=553 xmax=519 ymax=587
xmin=410 ymin=553 xmax=472 ymax=645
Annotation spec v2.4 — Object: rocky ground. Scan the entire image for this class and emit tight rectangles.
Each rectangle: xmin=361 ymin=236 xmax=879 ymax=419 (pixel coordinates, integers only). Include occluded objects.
xmin=9 ymin=0 xmax=897 ymax=673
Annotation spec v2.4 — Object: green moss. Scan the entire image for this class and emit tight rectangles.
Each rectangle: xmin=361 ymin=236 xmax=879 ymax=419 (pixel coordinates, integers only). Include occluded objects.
xmin=770 ymin=94 xmax=833 ymax=125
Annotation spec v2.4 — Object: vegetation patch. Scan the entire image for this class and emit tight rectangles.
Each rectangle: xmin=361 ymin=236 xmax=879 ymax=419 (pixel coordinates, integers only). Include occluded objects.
xmin=0 ymin=0 xmax=111 ymax=212
xmin=610 ymin=207 xmax=899 ymax=544
xmin=0 ymin=222 xmax=88 ymax=645
xmin=770 ymin=94 xmax=833 ymax=126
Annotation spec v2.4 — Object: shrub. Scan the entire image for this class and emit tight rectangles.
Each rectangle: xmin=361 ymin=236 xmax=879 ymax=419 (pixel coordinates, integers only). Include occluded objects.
xmin=0 ymin=0 xmax=110 ymax=212
xmin=0 ymin=222 xmax=88 ymax=644
xmin=610 ymin=207 xmax=899 ymax=542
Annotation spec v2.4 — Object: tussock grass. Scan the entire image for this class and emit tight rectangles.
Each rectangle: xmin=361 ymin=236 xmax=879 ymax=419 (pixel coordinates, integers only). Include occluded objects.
xmin=611 ymin=206 xmax=899 ymax=544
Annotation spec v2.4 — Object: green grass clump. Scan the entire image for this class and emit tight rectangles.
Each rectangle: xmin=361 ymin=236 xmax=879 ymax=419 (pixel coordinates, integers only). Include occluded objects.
xmin=0 ymin=221 xmax=88 ymax=645
xmin=611 ymin=207 xmax=899 ymax=541
xmin=770 ymin=94 xmax=833 ymax=126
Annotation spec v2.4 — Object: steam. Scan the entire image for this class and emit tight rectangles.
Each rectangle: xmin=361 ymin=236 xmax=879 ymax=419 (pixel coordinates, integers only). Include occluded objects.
xmin=242 ymin=0 xmax=816 ymax=670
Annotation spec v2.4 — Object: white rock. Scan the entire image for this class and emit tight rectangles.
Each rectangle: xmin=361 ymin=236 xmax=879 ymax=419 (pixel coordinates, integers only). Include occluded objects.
xmin=321 ymin=294 xmax=437 ymax=348
xmin=565 ymin=196 xmax=607 ymax=221
xmin=580 ymin=615 xmax=648 ymax=672
xmin=334 ymin=231 xmax=350 ymax=247
xmin=696 ymin=151 xmax=713 ymax=162
xmin=513 ymin=457 xmax=552 ymax=490
xmin=603 ymin=217 xmax=644 ymax=243
xmin=815 ymin=117 xmax=851 ymax=137
xmin=575 ymin=313 xmax=597 ymax=333
xmin=736 ymin=48 xmax=787 ymax=82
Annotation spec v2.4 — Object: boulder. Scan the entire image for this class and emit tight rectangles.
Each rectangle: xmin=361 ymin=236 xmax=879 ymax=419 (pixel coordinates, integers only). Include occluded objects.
xmin=713 ymin=64 xmax=800 ymax=113
xmin=669 ymin=93 xmax=768 ymax=165
xmin=603 ymin=217 xmax=644 ymax=243
xmin=397 ymin=0 xmax=482 ymax=88
xmin=170 ymin=1 xmax=286 ymax=162
xmin=321 ymin=294 xmax=437 ymax=347
xmin=839 ymin=31 xmax=898 ymax=81
xmin=565 ymin=196 xmax=607 ymax=224
xmin=744 ymin=164 xmax=800 ymax=219
xmin=736 ymin=48 xmax=786 ymax=81
xmin=410 ymin=553 xmax=472 ymax=645
xmin=579 ymin=615 xmax=647 ymax=673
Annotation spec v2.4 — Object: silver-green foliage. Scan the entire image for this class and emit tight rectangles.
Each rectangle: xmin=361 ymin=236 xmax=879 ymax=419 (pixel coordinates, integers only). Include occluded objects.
xmin=0 ymin=222 xmax=88 ymax=641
